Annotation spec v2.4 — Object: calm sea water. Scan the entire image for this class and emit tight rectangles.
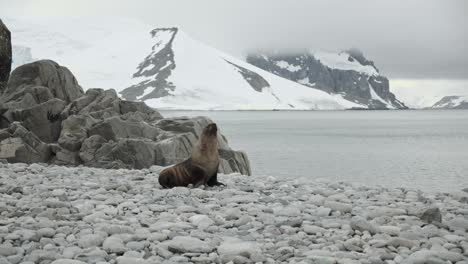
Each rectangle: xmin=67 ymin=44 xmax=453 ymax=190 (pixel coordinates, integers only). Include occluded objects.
xmin=161 ymin=110 xmax=468 ymax=193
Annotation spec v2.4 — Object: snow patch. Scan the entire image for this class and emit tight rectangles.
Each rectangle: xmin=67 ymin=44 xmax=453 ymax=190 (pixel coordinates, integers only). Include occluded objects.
xmin=314 ymin=51 xmax=379 ymax=76
xmin=275 ymin=60 xmax=302 ymax=72
xmin=136 ymin=87 xmax=155 ymax=100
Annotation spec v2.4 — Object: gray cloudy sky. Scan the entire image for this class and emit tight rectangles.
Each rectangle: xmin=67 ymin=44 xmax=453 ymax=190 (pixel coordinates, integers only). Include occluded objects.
xmin=1 ymin=0 xmax=467 ymax=79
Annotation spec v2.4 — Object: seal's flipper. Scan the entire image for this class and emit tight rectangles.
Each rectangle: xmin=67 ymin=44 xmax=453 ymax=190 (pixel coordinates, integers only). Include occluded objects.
xmin=207 ymin=171 xmax=224 ymax=187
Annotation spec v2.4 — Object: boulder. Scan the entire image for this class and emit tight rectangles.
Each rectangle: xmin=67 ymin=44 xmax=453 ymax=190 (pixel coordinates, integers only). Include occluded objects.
xmin=0 ymin=19 xmax=12 ymax=94
xmin=3 ymin=60 xmax=84 ymax=104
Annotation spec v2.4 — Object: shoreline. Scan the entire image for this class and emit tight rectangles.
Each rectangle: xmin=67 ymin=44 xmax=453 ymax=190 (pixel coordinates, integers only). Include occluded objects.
xmin=0 ymin=163 xmax=467 ymax=263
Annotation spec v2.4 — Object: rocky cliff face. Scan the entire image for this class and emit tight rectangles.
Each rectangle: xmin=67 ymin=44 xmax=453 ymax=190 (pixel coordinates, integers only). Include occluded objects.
xmin=0 ymin=19 xmax=12 ymax=94
xmin=0 ymin=58 xmax=251 ymax=174
xmin=431 ymin=96 xmax=468 ymax=109
xmin=247 ymin=49 xmax=407 ymax=109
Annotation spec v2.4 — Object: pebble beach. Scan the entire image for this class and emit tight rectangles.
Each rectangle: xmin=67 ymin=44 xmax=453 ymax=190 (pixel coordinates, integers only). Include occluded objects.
xmin=1 ymin=163 xmax=467 ymax=264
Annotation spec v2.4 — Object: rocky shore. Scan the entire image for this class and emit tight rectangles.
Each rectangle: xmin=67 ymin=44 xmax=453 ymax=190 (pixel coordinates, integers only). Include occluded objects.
xmin=1 ymin=163 xmax=467 ymax=264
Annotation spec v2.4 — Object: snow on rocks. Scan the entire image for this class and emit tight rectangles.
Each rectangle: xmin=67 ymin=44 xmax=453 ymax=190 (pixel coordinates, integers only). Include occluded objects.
xmin=0 ymin=163 xmax=467 ymax=263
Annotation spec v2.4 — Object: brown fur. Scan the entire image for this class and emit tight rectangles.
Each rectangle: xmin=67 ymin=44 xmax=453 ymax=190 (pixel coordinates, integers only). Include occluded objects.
xmin=158 ymin=123 xmax=224 ymax=188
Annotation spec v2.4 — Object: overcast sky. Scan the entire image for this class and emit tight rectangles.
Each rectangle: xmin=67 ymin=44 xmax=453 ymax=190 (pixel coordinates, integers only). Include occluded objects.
xmin=0 ymin=0 xmax=467 ymax=80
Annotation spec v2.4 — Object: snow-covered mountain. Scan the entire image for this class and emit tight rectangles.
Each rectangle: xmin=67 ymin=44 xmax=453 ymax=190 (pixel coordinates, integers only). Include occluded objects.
xmin=120 ymin=28 xmax=364 ymax=110
xmin=247 ymin=49 xmax=407 ymax=109
xmin=6 ymin=17 xmax=369 ymax=110
xmin=431 ymin=95 xmax=468 ymax=109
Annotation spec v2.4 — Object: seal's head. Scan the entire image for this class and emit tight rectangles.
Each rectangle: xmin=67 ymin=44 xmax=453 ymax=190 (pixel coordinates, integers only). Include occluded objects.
xmin=197 ymin=123 xmax=219 ymax=153
xmin=202 ymin=123 xmax=218 ymax=137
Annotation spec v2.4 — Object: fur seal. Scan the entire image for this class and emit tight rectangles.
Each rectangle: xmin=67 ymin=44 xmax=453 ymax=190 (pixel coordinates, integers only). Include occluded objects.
xmin=158 ymin=123 xmax=224 ymax=188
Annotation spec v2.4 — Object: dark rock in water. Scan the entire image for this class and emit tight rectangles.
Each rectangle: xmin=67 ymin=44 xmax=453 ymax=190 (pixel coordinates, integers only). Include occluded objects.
xmin=0 ymin=19 xmax=12 ymax=94
xmin=0 ymin=58 xmax=251 ymax=175
xmin=420 ymin=207 xmax=442 ymax=224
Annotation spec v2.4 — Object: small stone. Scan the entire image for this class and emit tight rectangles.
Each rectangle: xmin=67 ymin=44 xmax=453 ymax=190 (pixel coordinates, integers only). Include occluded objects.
xmin=0 ymin=245 xmax=17 ymax=257
xmin=51 ymin=260 xmax=87 ymax=264
xmin=323 ymin=200 xmax=352 ymax=213
xmin=350 ymin=216 xmax=377 ymax=234
xmin=37 ymin=228 xmax=55 ymax=238
xmin=103 ymin=236 xmax=127 ymax=254
xmin=78 ymin=234 xmax=105 ymax=248
xmin=420 ymin=207 xmax=442 ymax=224
xmin=167 ymin=236 xmax=214 ymax=253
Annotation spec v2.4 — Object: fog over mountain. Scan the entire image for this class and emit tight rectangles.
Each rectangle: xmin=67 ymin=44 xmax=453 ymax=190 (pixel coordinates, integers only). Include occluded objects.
xmin=1 ymin=0 xmax=466 ymax=80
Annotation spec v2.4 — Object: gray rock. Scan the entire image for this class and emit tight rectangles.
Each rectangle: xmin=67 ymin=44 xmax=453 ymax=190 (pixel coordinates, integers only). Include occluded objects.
xmin=102 ymin=236 xmax=127 ymax=254
xmin=3 ymin=60 xmax=83 ymax=105
xmin=166 ymin=236 xmax=214 ymax=253
xmin=420 ymin=207 xmax=442 ymax=224
xmin=11 ymin=98 xmax=67 ymax=143
xmin=58 ymin=114 xmax=97 ymax=151
xmin=0 ymin=19 xmax=12 ymax=94
xmin=0 ymin=245 xmax=16 ymax=257
xmin=0 ymin=123 xmax=50 ymax=163
xmin=350 ymin=216 xmax=378 ymax=234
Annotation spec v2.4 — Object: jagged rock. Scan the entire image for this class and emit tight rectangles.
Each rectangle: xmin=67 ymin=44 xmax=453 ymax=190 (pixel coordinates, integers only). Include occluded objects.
xmin=79 ymin=135 xmax=107 ymax=164
xmin=119 ymin=100 xmax=163 ymax=121
xmin=11 ymin=98 xmax=67 ymax=142
xmin=219 ymin=149 xmax=251 ymax=176
xmin=153 ymin=133 xmax=197 ymax=166
xmin=61 ymin=88 xmax=119 ymax=119
xmin=88 ymin=116 xmax=161 ymax=141
xmin=0 ymin=19 xmax=12 ymax=94
xmin=0 ymin=122 xmax=50 ymax=163
xmin=58 ymin=114 xmax=97 ymax=151
xmin=0 ymin=59 xmax=251 ymax=175
xmin=93 ymin=139 xmax=157 ymax=169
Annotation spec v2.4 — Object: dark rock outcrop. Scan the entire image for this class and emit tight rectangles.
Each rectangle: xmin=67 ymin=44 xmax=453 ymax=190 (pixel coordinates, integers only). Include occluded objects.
xmin=0 ymin=19 xmax=12 ymax=94
xmin=246 ymin=50 xmax=407 ymax=109
xmin=120 ymin=28 xmax=178 ymax=101
xmin=0 ymin=59 xmax=251 ymax=175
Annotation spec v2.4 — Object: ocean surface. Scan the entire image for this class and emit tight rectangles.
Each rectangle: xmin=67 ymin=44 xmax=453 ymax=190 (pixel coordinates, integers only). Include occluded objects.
xmin=161 ymin=110 xmax=468 ymax=193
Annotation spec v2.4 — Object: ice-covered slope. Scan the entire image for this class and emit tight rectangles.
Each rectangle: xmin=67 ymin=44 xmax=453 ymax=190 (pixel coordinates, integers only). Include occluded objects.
xmin=5 ymin=17 xmax=153 ymax=90
xmin=120 ymin=28 xmax=364 ymax=110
